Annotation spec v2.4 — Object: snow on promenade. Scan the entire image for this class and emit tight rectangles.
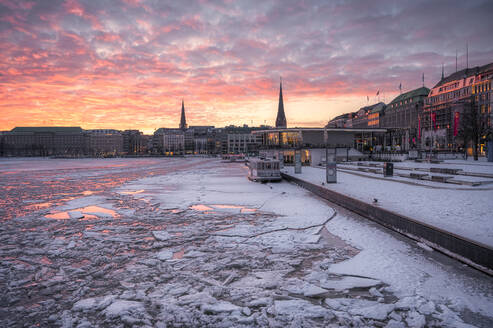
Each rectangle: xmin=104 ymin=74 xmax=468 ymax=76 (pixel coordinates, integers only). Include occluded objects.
xmin=283 ymin=162 xmax=493 ymax=247
xmin=1 ymin=158 xmax=492 ymax=327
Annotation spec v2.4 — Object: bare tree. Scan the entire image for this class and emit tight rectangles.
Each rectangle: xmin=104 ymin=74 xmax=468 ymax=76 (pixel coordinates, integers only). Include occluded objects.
xmin=459 ymin=97 xmax=491 ymax=160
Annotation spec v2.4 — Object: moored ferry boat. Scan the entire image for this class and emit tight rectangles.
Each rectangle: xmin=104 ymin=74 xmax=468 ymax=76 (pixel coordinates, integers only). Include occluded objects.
xmin=247 ymin=158 xmax=281 ymax=182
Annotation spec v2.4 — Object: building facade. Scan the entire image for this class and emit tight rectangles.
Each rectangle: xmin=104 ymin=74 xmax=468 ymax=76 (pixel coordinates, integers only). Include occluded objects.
xmin=85 ymin=129 xmax=124 ymax=156
xmin=227 ymin=133 xmax=262 ymax=154
xmin=423 ymin=63 xmax=493 ymax=152
xmin=326 ymin=113 xmax=351 ymax=128
xmin=163 ymin=129 xmax=185 ymax=155
xmin=122 ymin=130 xmax=148 ymax=155
xmin=1 ymin=127 xmax=85 ymax=156
xmin=381 ymin=87 xmax=429 ymax=150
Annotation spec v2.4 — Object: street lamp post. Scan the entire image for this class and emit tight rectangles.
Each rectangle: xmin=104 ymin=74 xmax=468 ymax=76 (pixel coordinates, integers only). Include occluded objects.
xmin=325 ymin=129 xmax=337 ymax=183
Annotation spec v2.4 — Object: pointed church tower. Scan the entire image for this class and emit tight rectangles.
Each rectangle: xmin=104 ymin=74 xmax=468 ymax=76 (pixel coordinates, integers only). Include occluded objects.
xmin=179 ymin=99 xmax=187 ymax=130
xmin=275 ymin=78 xmax=287 ymax=128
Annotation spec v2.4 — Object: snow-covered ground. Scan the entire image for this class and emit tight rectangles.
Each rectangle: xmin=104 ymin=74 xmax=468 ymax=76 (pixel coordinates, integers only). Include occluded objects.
xmin=1 ymin=158 xmax=492 ymax=327
xmin=283 ymin=164 xmax=493 ymax=247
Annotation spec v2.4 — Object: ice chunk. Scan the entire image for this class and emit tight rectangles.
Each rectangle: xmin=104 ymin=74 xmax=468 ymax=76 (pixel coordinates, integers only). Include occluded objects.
xmin=103 ymin=300 xmax=145 ymax=318
xmin=68 ymin=211 xmax=84 ymax=219
xmin=303 ymin=284 xmax=329 ymax=297
xmin=349 ymin=303 xmax=395 ymax=321
xmin=156 ymin=250 xmax=173 ymax=260
xmin=405 ymin=310 xmax=426 ymax=328
xmin=320 ymin=276 xmax=381 ymax=291
xmin=394 ymin=296 xmax=418 ymax=311
xmin=201 ymin=301 xmax=240 ymax=314
xmin=242 ymin=307 xmax=251 ymax=316
xmin=417 ymin=300 xmax=435 ymax=315
xmin=274 ymin=300 xmax=332 ymax=319
xmin=152 ymin=231 xmax=172 ymax=241
xmin=370 ymin=287 xmax=383 ymax=297
xmin=72 ymin=295 xmax=115 ymax=312
xmin=385 ymin=319 xmax=406 ymax=328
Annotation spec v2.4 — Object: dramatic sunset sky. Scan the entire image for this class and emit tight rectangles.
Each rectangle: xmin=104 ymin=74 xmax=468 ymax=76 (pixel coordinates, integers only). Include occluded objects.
xmin=1 ymin=0 xmax=493 ymax=134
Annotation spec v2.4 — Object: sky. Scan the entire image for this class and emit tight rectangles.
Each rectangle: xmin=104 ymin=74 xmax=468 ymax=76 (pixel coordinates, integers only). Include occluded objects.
xmin=1 ymin=0 xmax=493 ymax=134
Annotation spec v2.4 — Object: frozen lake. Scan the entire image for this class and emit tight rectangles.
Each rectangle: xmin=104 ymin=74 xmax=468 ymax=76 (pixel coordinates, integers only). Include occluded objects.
xmin=1 ymin=158 xmax=492 ymax=327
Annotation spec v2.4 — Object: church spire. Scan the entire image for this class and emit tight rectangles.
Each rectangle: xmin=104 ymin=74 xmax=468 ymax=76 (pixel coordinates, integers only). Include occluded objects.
xmin=275 ymin=77 xmax=287 ymax=128
xmin=179 ymin=99 xmax=187 ymax=130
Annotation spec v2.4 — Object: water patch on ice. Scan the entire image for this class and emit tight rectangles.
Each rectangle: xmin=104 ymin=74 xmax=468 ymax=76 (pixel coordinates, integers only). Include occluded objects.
xmin=120 ymin=189 xmax=145 ymax=195
xmin=190 ymin=204 xmax=214 ymax=211
xmin=77 ymin=206 xmax=118 ymax=218
xmin=173 ymin=248 xmax=185 ymax=259
xmin=45 ymin=205 xmax=119 ymax=220
xmin=45 ymin=212 xmax=70 ymax=220
xmin=190 ymin=204 xmax=258 ymax=214
xmin=26 ymin=201 xmax=53 ymax=210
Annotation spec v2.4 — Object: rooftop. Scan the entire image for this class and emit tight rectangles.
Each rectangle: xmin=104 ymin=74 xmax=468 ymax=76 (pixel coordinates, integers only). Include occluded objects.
xmin=11 ymin=127 xmax=84 ymax=134
xmin=433 ymin=62 xmax=493 ymax=89
xmin=388 ymin=87 xmax=430 ymax=105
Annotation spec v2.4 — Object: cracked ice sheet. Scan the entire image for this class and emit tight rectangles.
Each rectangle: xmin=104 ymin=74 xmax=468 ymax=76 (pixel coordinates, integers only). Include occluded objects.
xmin=122 ymin=166 xmax=334 ymax=228
xmin=115 ymin=161 xmax=493 ymax=325
xmin=325 ymin=213 xmax=493 ymax=317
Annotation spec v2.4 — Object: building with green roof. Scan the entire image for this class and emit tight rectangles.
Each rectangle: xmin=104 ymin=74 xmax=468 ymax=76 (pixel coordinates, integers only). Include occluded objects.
xmin=381 ymin=87 xmax=429 ymax=150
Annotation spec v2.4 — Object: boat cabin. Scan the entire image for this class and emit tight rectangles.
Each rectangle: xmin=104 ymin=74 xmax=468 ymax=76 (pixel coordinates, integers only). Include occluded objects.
xmin=248 ymin=158 xmax=281 ymax=182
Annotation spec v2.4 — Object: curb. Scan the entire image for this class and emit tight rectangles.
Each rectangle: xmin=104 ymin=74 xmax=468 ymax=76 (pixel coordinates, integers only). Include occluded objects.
xmin=281 ymin=172 xmax=493 ymax=276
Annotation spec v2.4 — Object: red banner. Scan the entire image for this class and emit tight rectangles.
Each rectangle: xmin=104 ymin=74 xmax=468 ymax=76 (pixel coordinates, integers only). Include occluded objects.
xmin=431 ymin=112 xmax=437 ymax=130
xmin=453 ymin=112 xmax=460 ymax=136
xmin=418 ymin=115 xmax=421 ymax=140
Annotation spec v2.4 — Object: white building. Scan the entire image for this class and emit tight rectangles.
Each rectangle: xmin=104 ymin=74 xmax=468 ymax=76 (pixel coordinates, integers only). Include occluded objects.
xmin=163 ymin=130 xmax=185 ymax=155
xmin=227 ymin=133 xmax=261 ymax=154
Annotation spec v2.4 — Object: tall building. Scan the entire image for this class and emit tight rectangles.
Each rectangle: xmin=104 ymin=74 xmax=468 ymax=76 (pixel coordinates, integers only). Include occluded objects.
xmin=381 ymin=87 xmax=429 ymax=150
xmin=423 ymin=62 xmax=493 ymax=152
xmin=275 ymin=79 xmax=287 ymax=128
xmin=179 ymin=99 xmax=187 ymax=130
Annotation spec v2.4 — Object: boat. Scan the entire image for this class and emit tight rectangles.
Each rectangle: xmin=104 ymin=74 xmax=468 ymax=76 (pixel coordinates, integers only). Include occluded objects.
xmin=247 ymin=158 xmax=282 ymax=182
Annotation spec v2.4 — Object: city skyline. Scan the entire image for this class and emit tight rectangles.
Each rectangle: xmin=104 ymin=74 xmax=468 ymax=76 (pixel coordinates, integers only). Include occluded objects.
xmin=1 ymin=0 xmax=493 ymax=134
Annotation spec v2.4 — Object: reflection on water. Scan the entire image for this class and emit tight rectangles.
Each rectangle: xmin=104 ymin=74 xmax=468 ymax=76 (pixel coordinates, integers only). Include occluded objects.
xmin=190 ymin=204 xmax=258 ymax=214
xmin=0 ymin=158 xmax=208 ymax=221
xmin=190 ymin=204 xmax=214 ymax=211
xmin=240 ymin=208 xmax=257 ymax=213
xmin=173 ymin=248 xmax=185 ymax=259
xmin=26 ymin=202 xmax=53 ymax=210
xmin=213 ymin=204 xmax=244 ymax=209
xmin=78 ymin=206 xmax=118 ymax=217
xmin=120 ymin=189 xmax=145 ymax=195
xmin=45 ymin=205 xmax=118 ymax=220
xmin=45 ymin=212 xmax=70 ymax=220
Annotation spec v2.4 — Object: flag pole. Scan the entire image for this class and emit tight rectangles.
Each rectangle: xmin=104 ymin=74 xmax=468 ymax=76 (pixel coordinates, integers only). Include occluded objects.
xmin=456 ymin=49 xmax=458 ymax=72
